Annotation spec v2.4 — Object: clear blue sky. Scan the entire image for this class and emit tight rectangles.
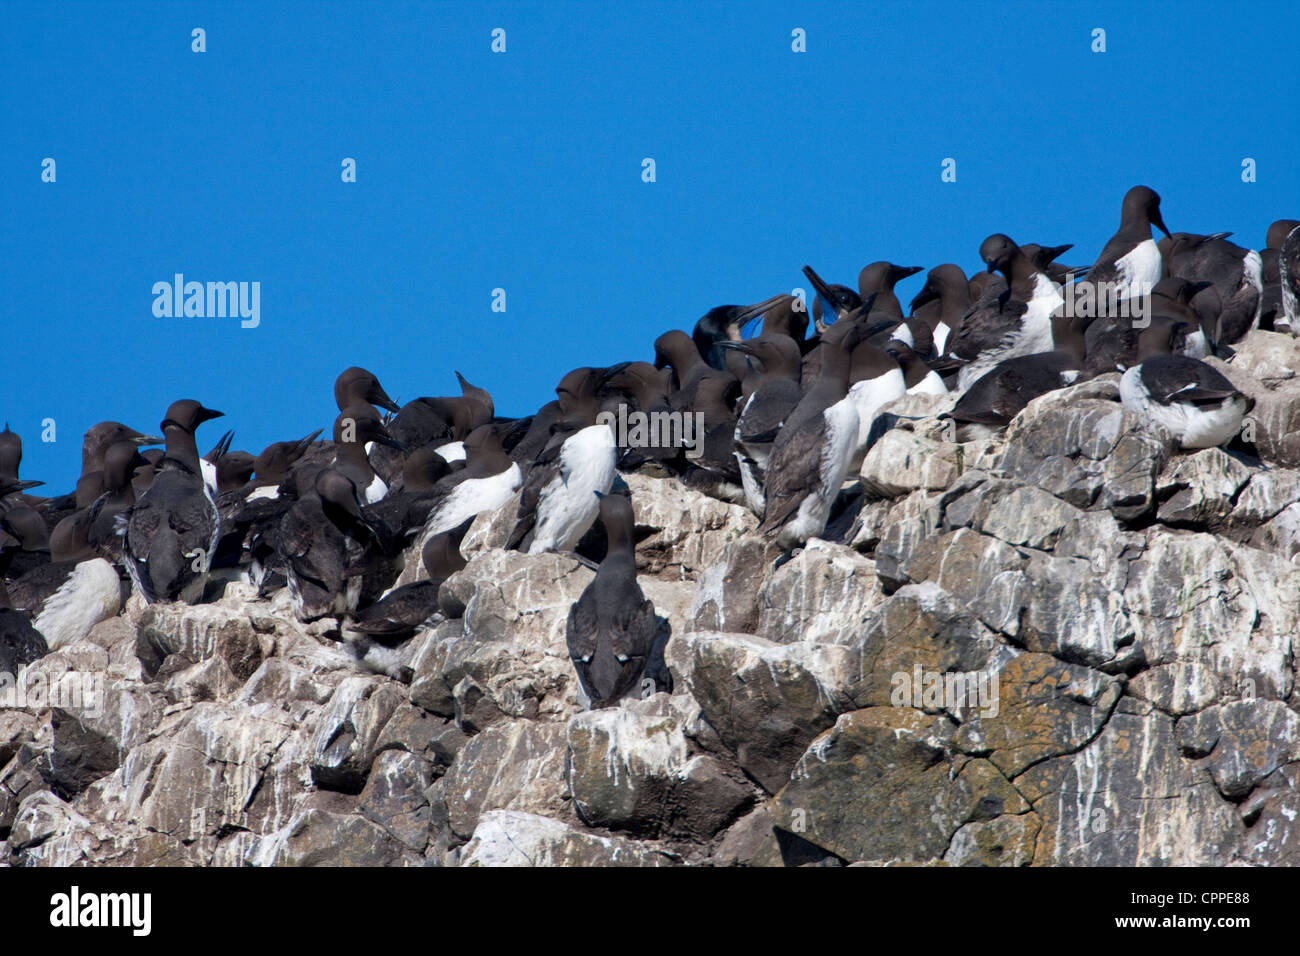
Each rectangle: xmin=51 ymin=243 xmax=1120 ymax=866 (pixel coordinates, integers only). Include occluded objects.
xmin=3 ymin=0 xmax=1297 ymax=491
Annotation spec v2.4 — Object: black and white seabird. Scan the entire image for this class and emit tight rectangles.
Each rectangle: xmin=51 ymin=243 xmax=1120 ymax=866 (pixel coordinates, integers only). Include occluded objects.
xmin=802 ymin=264 xmax=862 ymax=333
xmin=758 ymin=321 xmax=874 ymax=550
xmin=348 ymin=521 xmax=469 ymax=640
xmin=510 ymin=365 xmax=623 ymax=552
xmin=885 ymin=341 xmax=949 ymax=396
xmin=335 ymin=366 xmax=402 ymax=415
xmin=944 ymin=315 xmax=1088 ymax=432
xmin=278 ymin=468 xmax=390 ymax=622
xmin=1260 ymin=219 xmax=1300 ymax=331
xmin=332 ymin=403 xmax=405 ymax=504
xmin=1119 ymin=355 xmax=1253 ymax=449
xmin=692 ymin=294 xmax=796 ymax=373
xmin=565 ymin=492 xmax=659 ymax=709
xmin=948 ymin=234 xmax=1063 ymax=391
xmin=86 ymin=440 xmax=150 ymax=559
xmin=123 ymin=400 xmax=225 ymax=604
xmin=243 ymin=429 xmax=324 ymax=502
xmin=682 ymin=373 xmax=746 ymax=502
xmin=1084 ymin=185 xmax=1171 ymax=302
xmin=0 ymin=585 xmax=46 ymax=675
xmin=421 ymin=422 xmax=523 ymax=541
xmin=857 ymin=262 xmax=927 ymax=350
xmin=6 ymin=497 xmax=123 ymax=651
xmin=511 ymin=421 xmax=618 ymax=554
xmin=1160 ymin=231 xmax=1262 ymax=346
xmin=73 ymin=422 xmax=163 ymax=509
xmin=340 ymin=519 xmax=472 ymax=678
xmin=1021 ymin=243 xmax=1091 ymax=286
xmin=1282 ymin=223 xmax=1300 ymax=331
xmin=846 ymin=337 xmax=907 ymax=469
xmin=909 ymin=264 xmax=971 ymax=360
xmin=717 ymin=335 xmax=804 ymax=515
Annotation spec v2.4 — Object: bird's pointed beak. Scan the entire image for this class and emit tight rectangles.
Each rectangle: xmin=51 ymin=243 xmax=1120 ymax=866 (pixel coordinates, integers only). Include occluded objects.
xmin=733 ymin=293 xmax=793 ymax=326
xmin=1151 ymin=208 xmax=1171 ymax=239
xmin=716 ymin=340 xmax=757 ymax=357
xmin=801 ymin=265 xmax=837 ymax=303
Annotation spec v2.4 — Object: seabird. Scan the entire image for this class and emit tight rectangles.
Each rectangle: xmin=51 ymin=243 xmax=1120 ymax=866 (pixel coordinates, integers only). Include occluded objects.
xmin=758 ymin=321 xmax=874 ymax=549
xmin=1277 ymin=224 xmax=1300 ymax=333
xmin=86 ymin=440 xmax=150 ymax=559
xmin=244 ymin=429 xmax=323 ymax=501
xmin=509 ymin=419 xmax=617 ymax=554
xmin=74 ymin=422 xmax=163 ymax=509
xmin=1119 ymin=355 xmax=1253 ymax=449
xmin=948 ymin=234 xmax=1063 ymax=391
xmin=27 ymin=557 xmax=122 ymax=651
xmin=682 ymin=372 xmax=746 ymax=502
xmin=692 ymin=294 xmax=796 ymax=373
xmin=348 ymin=521 xmax=469 ymax=639
xmin=1160 ymin=231 xmax=1262 ymax=346
xmin=0 ymin=585 xmax=46 ymax=675
xmin=943 ymin=315 xmax=1088 ymax=432
xmin=565 ymin=492 xmax=659 ymax=709
xmin=846 ymin=338 xmax=907 ymax=470
xmin=334 ymin=366 xmax=402 ymax=415
xmin=717 ymin=335 xmax=804 ymax=514
xmin=420 ymin=422 xmax=522 ymax=541
xmin=332 ymin=403 xmax=405 ymax=504
xmin=1021 ymin=243 xmax=1091 ymax=286
xmin=509 ymin=366 xmax=622 ymax=552
xmin=885 ymin=341 xmax=949 ymax=396
xmin=802 ymin=264 xmax=862 ymax=332
xmin=277 ymin=469 xmax=378 ymax=622
xmin=909 ymin=264 xmax=971 ymax=360
xmin=1260 ymin=219 xmax=1299 ymax=331
xmin=1083 ymin=185 xmax=1171 ymax=303
xmin=122 ymin=399 xmax=225 ymax=604
xmin=857 ymin=262 xmax=928 ymax=349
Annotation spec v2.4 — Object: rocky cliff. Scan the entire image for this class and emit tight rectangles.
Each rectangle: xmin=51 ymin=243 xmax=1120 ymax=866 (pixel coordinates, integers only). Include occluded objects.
xmin=6 ymin=332 xmax=1300 ymax=866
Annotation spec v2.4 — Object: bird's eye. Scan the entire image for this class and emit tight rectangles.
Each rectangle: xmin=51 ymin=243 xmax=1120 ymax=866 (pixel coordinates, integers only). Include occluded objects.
xmin=616 ymin=654 xmax=629 ymax=664
xmin=580 ymin=654 xmax=592 ymax=663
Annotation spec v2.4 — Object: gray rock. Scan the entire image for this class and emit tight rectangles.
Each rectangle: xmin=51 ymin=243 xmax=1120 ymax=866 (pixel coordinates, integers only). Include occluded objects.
xmin=1018 ymin=710 xmax=1241 ymax=865
xmin=566 ymin=694 xmax=752 ymax=840
xmin=437 ymin=718 xmax=569 ymax=843
xmin=1175 ymin=700 xmax=1300 ymax=799
xmin=1155 ymin=448 xmax=1251 ymax=529
xmin=248 ymin=808 xmax=418 ymax=866
xmin=358 ymin=750 xmax=435 ymax=851
xmin=769 ymin=708 xmax=1028 ymax=863
xmin=999 ymin=385 xmax=1174 ymax=521
xmin=459 ymin=809 xmax=677 ymax=866
xmin=677 ymin=631 xmax=861 ymax=793
xmin=309 ymin=676 xmax=406 ymax=792
xmin=757 ymin=539 xmax=885 ymax=645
